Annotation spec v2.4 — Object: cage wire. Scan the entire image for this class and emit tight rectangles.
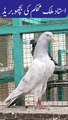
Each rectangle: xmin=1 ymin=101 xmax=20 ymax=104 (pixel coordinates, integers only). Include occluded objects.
xmin=0 ymin=32 xmax=68 ymax=106
xmin=22 ymin=33 xmax=68 ymax=106
xmin=23 ymin=33 xmax=34 ymax=106
xmin=0 ymin=18 xmax=12 ymax=27
xmin=0 ymin=35 xmax=15 ymax=105
xmin=0 ymin=18 xmax=68 ymax=106
xmin=51 ymin=34 xmax=68 ymax=106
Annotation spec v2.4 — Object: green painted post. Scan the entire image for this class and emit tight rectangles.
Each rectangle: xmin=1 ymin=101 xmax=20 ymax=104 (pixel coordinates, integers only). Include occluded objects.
xmin=46 ymin=43 xmax=53 ymax=101
xmin=12 ymin=18 xmax=25 ymax=105
xmin=12 ymin=18 xmax=22 ymax=26
xmin=58 ymin=50 xmax=62 ymax=66
xmin=58 ymin=50 xmax=64 ymax=101
xmin=13 ymin=34 xmax=24 ymax=86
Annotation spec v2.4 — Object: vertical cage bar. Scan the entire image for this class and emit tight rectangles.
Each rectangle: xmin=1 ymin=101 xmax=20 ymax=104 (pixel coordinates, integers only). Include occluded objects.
xmin=46 ymin=43 xmax=53 ymax=101
xmin=13 ymin=34 xmax=24 ymax=86
xmin=12 ymin=18 xmax=22 ymax=26
xmin=58 ymin=50 xmax=64 ymax=101
xmin=12 ymin=18 xmax=25 ymax=105
xmin=13 ymin=34 xmax=25 ymax=105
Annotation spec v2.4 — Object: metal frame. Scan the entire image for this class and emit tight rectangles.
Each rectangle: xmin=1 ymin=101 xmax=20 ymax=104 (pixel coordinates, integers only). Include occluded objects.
xmin=0 ymin=18 xmax=68 ymax=104
xmin=57 ymin=49 xmax=68 ymax=100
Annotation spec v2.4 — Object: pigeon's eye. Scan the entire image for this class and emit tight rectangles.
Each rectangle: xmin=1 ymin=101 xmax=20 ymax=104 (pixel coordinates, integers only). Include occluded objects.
xmin=46 ymin=34 xmax=49 ymax=37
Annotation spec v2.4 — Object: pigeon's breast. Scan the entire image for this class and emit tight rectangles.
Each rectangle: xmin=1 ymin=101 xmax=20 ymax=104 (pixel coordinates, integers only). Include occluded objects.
xmin=44 ymin=59 xmax=55 ymax=80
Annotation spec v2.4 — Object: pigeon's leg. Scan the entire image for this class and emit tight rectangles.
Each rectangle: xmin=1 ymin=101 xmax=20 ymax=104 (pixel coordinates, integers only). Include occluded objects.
xmin=35 ymin=99 xmax=49 ymax=109
xmin=34 ymin=93 xmax=49 ymax=109
xmin=34 ymin=84 xmax=50 ymax=109
xmin=35 ymin=93 xmax=50 ymax=109
xmin=35 ymin=83 xmax=50 ymax=109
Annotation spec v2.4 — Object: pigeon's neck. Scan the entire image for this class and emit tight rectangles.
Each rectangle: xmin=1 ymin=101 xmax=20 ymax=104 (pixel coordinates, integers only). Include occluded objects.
xmin=33 ymin=39 xmax=49 ymax=59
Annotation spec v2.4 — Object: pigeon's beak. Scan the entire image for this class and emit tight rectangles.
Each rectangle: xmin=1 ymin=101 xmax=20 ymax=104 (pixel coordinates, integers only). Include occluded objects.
xmin=52 ymin=36 xmax=54 ymax=40
xmin=51 ymin=37 xmax=55 ymax=42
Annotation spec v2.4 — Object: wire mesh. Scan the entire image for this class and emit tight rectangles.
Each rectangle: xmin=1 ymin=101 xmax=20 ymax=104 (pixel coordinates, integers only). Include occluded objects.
xmin=48 ymin=34 xmax=68 ymax=106
xmin=22 ymin=33 xmax=68 ymax=107
xmin=0 ymin=18 xmax=68 ymax=107
xmin=0 ymin=33 xmax=68 ymax=107
xmin=0 ymin=35 xmax=15 ymax=105
xmin=0 ymin=18 xmax=12 ymax=27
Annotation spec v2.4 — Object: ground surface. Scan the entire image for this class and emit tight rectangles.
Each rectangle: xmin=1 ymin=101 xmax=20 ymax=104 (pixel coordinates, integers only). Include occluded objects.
xmin=0 ymin=106 xmax=68 ymax=120
xmin=0 ymin=106 xmax=68 ymax=114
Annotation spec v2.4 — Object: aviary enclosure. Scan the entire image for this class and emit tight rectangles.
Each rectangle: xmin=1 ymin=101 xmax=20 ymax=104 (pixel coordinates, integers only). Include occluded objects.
xmin=0 ymin=18 xmax=68 ymax=108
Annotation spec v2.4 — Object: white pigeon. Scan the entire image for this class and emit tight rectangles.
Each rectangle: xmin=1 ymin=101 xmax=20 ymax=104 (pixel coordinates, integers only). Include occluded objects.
xmin=4 ymin=32 xmax=55 ymax=109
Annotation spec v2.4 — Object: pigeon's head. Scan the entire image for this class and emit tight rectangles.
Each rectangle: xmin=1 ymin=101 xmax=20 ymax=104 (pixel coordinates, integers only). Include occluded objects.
xmin=40 ymin=32 xmax=54 ymax=43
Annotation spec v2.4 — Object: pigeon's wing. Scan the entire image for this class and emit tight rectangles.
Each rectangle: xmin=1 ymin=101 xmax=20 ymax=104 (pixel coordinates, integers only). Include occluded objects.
xmin=4 ymin=59 xmax=46 ymax=105
xmin=17 ymin=59 xmax=47 ymax=93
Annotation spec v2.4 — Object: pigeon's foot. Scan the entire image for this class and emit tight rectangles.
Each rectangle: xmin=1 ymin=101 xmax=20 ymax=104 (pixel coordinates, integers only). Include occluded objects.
xmin=35 ymin=104 xmax=50 ymax=109
xmin=35 ymin=99 xmax=50 ymax=109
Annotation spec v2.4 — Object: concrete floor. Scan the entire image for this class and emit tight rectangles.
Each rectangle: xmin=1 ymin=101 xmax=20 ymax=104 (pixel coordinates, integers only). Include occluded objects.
xmin=0 ymin=106 xmax=68 ymax=120
xmin=0 ymin=106 xmax=68 ymax=114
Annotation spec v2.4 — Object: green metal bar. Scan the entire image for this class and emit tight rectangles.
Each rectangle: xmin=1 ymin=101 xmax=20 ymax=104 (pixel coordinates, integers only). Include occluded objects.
xmin=22 ymin=18 xmax=41 ymax=24
xmin=46 ymin=43 xmax=53 ymax=101
xmin=0 ymin=79 xmax=14 ymax=84
xmin=0 ymin=73 xmax=14 ymax=80
xmin=59 ymin=49 xmax=68 ymax=54
xmin=37 ymin=18 xmax=68 ymax=22
xmin=0 ymin=22 xmax=68 ymax=35
xmin=13 ymin=34 xmax=24 ymax=86
xmin=12 ymin=18 xmax=24 ymax=86
xmin=58 ymin=50 xmax=64 ymax=101
xmin=0 ymin=73 xmax=14 ymax=83
xmin=21 ymin=18 xmax=68 ymax=23
xmin=13 ymin=33 xmax=25 ymax=105
xmin=12 ymin=18 xmax=22 ymax=26
xmin=12 ymin=19 xmax=25 ymax=105
xmin=58 ymin=50 xmax=62 ymax=66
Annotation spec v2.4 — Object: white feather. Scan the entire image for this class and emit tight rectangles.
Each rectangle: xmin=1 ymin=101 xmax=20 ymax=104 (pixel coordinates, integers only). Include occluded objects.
xmin=4 ymin=32 xmax=55 ymax=106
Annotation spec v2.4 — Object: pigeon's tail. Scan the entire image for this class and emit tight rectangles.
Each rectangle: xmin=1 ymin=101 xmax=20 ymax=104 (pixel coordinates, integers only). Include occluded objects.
xmin=5 ymin=96 xmax=18 ymax=107
xmin=4 ymin=88 xmax=23 ymax=107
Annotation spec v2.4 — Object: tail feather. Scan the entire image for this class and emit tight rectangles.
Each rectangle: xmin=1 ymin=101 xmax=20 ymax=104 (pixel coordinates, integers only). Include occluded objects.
xmin=4 ymin=88 xmax=23 ymax=107
xmin=5 ymin=96 xmax=18 ymax=107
